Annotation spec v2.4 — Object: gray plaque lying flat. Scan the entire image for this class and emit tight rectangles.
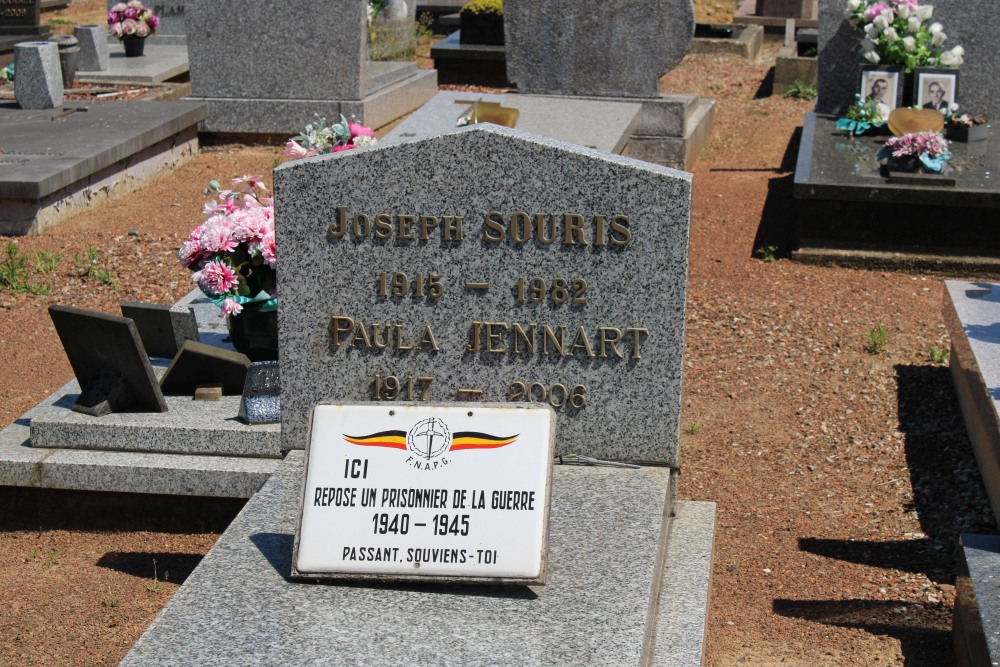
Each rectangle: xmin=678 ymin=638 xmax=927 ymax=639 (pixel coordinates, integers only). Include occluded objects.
xmin=238 ymin=361 xmax=280 ymax=425
xmin=159 ymin=340 xmax=250 ymax=395
xmin=121 ymin=302 xmax=200 ymax=359
xmin=48 ymin=305 xmax=167 ymax=416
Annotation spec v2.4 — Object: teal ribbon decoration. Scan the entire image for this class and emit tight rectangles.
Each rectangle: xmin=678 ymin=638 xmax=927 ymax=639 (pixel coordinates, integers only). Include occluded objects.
xmin=918 ymin=152 xmax=950 ymax=173
xmin=208 ymin=290 xmax=278 ymax=312
xmin=836 ymin=117 xmax=885 ymax=136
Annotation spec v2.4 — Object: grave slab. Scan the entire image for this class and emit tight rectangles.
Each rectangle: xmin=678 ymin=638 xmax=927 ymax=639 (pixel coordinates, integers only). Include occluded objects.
xmin=76 ymin=43 xmax=189 ymax=84
xmin=120 ymin=451 xmax=715 ymax=666
xmin=0 ymin=100 xmax=206 ymax=235
xmin=735 ymin=0 xmax=817 ymax=30
xmin=954 ymin=533 xmax=1000 ymax=667
xmin=792 ymin=113 xmax=1000 ymax=268
xmin=690 ymin=23 xmax=764 ymax=63
xmin=944 ymin=281 xmax=1000 ymax=526
xmin=430 ymin=30 xmax=510 ymax=87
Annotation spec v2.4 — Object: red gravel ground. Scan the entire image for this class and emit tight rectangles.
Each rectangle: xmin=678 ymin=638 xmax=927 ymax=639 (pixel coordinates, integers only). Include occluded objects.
xmin=1 ymin=4 xmax=997 ymax=665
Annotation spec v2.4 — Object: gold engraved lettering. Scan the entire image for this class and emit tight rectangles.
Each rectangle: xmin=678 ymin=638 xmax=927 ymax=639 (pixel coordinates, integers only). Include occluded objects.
xmin=397 ymin=215 xmax=416 ymax=240
xmin=352 ymin=213 xmax=371 ymax=238
xmin=331 ymin=315 xmax=438 ymax=353
xmin=331 ymin=315 xmax=354 ymax=346
xmin=351 ymin=322 xmax=372 ymax=348
xmin=535 ymin=214 xmax=556 ymax=245
xmin=371 ymin=324 xmax=390 ymax=350
xmin=599 ymin=327 xmax=624 ymax=359
xmin=395 ymin=324 xmax=414 ymax=350
xmin=329 ymin=206 xmax=349 ymax=238
xmin=541 ymin=325 xmax=566 ymax=357
xmin=609 ymin=215 xmax=632 ymax=246
xmin=486 ymin=322 xmax=509 ymax=353
xmin=419 ymin=215 xmax=439 ymax=240
xmin=510 ymin=212 xmax=531 ymax=243
xmin=625 ymin=327 xmax=649 ymax=360
xmin=563 ymin=214 xmax=585 ymax=246
xmin=373 ymin=213 xmax=393 ymax=239
xmin=483 ymin=212 xmax=505 ymax=242
xmin=466 ymin=320 xmax=482 ymax=352
xmin=511 ymin=322 xmax=535 ymax=355
xmin=569 ymin=326 xmax=596 ymax=358
xmin=593 ymin=215 xmax=607 ymax=248
xmin=443 ymin=215 xmax=464 ymax=241
xmin=417 ymin=325 xmax=441 ymax=351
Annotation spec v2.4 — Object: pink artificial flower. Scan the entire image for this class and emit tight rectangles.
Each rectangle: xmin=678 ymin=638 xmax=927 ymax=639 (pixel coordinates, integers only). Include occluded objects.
xmin=123 ymin=7 xmax=139 ymax=19
xmin=865 ymin=1 xmax=891 ymax=20
xmin=178 ymin=240 xmax=203 ymax=268
xmin=126 ymin=0 xmax=143 ymax=8
xmin=220 ymin=298 xmax=243 ymax=317
xmin=110 ymin=22 xmax=124 ymax=38
xmin=197 ymin=260 xmax=239 ymax=296
xmin=332 ymin=144 xmax=355 ymax=152
xmin=136 ymin=22 xmax=149 ymax=37
xmin=348 ymin=122 xmax=375 ymax=140
xmin=199 ymin=217 xmax=238 ymax=253
xmin=111 ymin=3 xmax=127 ymax=11
xmin=892 ymin=0 xmax=917 ymax=7
xmin=107 ymin=10 xmax=119 ymax=23
xmin=146 ymin=13 xmax=159 ymax=28
xmin=202 ymin=200 xmax=223 ymax=217
xmin=283 ymin=139 xmax=312 ymax=159
xmin=121 ymin=18 xmax=138 ymax=34
xmin=232 ymin=174 xmax=267 ymax=191
xmin=260 ymin=231 xmax=277 ymax=269
xmin=233 ymin=207 xmax=270 ymax=244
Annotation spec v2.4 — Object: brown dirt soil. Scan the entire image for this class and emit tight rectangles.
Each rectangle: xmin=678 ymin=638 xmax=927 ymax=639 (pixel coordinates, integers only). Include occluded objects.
xmin=0 ymin=8 xmax=995 ymax=667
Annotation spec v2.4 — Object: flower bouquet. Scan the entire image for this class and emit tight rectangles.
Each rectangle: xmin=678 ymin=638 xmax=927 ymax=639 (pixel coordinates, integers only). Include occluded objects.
xmin=837 ymin=93 xmax=888 ymax=135
xmin=876 ymin=131 xmax=950 ymax=172
xmin=844 ymin=0 xmax=963 ymax=71
xmin=178 ymin=176 xmax=276 ymax=318
xmin=284 ymin=115 xmax=377 ymax=160
xmin=107 ymin=1 xmax=159 ymax=40
xmin=945 ymin=110 xmax=989 ymax=142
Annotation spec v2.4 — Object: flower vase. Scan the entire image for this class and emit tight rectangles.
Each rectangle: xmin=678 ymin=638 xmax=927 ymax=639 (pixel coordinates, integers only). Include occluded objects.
xmin=123 ymin=36 xmax=146 ymax=57
xmin=227 ymin=304 xmax=278 ymax=361
xmin=947 ymin=124 xmax=989 ymax=142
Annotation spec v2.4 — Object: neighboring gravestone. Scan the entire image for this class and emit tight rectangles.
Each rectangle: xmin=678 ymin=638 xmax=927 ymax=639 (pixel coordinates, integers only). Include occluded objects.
xmin=121 ymin=301 xmax=199 ymax=358
xmin=818 ymin=0 xmax=1000 ymax=116
xmin=48 ymin=305 xmax=168 ymax=416
xmin=504 ymin=0 xmax=694 ymax=98
xmin=13 ymin=41 xmax=62 ymax=109
xmin=0 ymin=0 xmax=44 ymax=37
xmin=74 ymin=24 xmax=109 ymax=71
xmin=274 ymin=124 xmax=691 ymax=465
xmin=159 ymin=340 xmax=250 ymax=395
xmin=184 ymin=0 xmax=436 ymax=134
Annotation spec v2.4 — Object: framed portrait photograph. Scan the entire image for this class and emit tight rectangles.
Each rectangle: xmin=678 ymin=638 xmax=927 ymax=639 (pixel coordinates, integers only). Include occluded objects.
xmin=859 ymin=67 xmax=903 ymax=120
xmin=915 ymin=68 xmax=959 ymax=112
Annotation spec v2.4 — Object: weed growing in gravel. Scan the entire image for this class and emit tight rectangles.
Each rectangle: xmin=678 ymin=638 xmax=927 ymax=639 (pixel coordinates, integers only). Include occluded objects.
xmin=146 ymin=558 xmax=161 ymax=592
xmin=46 ymin=550 xmax=59 ymax=567
xmin=34 ymin=250 xmax=61 ymax=273
xmin=866 ymin=323 xmax=889 ymax=355
xmin=74 ymin=246 xmax=119 ymax=290
xmin=686 ymin=422 xmax=700 ymax=435
xmin=0 ymin=242 xmax=50 ymax=295
xmin=755 ymin=245 xmax=778 ymax=262
xmin=928 ymin=346 xmax=950 ymax=364
xmin=101 ymin=596 xmax=119 ymax=609
xmin=783 ymin=81 xmax=818 ymax=102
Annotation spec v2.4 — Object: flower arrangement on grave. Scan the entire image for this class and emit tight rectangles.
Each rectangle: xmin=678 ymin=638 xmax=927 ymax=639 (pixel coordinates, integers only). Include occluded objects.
xmin=843 ymin=0 xmax=963 ymax=72
xmin=107 ymin=1 xmax=160 ymax=40
xmin=943 ymin=109 xmax=990 ymax=142
xmin=836 ymin=93 xmax=888 ymax=135
xmin=876 ymin=130 xmax=951 ymax=172
xmin=283 ymin=116 xmax=378 ymax=160
xmin=946 ymin=110 xmax=989 ymax=129
xmin=178 ymin=176 xmax=276 ymax=318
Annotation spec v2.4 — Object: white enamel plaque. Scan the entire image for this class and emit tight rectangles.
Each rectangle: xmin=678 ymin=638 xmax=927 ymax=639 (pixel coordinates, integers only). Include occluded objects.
xmin=292 ymin=403 xmax=555 ymax=584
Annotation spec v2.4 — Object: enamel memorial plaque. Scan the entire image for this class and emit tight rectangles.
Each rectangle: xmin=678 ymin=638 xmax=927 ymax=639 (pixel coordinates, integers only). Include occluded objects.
xmin=292 ymin=403 xmax=554 ymax=583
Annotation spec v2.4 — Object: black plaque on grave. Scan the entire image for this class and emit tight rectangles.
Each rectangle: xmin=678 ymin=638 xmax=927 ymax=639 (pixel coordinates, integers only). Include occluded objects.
xmin=48 ymin=305 xmax=168 ymax=416
xmin=159 ymin=340 xmax=251 ymax=395
xmin=121 ymin=302 xmax=200 ymax=359
xmin=0 ymin=0 xmax=44 ymax=36
xmin=238 ymin=360 xmax=280 ymax=424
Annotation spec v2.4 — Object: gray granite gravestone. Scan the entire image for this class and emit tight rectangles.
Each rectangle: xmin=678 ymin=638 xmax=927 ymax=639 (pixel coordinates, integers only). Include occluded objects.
xmin=13 ymin=41 xmax=62 ymax=109
xmin=183 ymin=0 xmax=436 ymax=134
xmin=159 ymin=340 xmax=250 ymax=395
xmin=274 ymin=124 xmax=691 ymax=466
xmin=48 ymin=305 xmax=168 ymax=416
xmin=817 ymin=0 xmax=1000 ymax=116
xmin=74 ymin=24 xmax=109 ymax=71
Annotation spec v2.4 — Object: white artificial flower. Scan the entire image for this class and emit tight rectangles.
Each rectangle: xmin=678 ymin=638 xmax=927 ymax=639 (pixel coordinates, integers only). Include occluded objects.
xmin=884 ymin=27 xmax=899 ymax=42
xmin=880 ymin=8 xmax=894 ymax=22
xmin=929 ymin=22 xmax=943 ymax=35
xmin=897 ymin=5 xmax=910 ymax=19
xmin=940 ymin=50 xmax=956 ymax=66
xmin=864 ymin=23 xmax=878 ymax=39
xmin=902 ymin=36 xmax=916 ymax=51
xmin=861 ymin=37 xmax=876 ymax=52
xmin=916 ymin=5 xmax=933 ymax=20
xmin=873 ymin=14 xmax=889 ymax=30
xmin=847 ymin=0 xmax=861 ymax=10
xmin=949 ymin=102 xmax=960 ymax=113
xmin=864 ymin=50 xmax=881 ymax=64
xmin=953 ymin=45 xmax=965 ymax=57
xmin=907 ymin=16 xmax=921 ymax=32
xmin=932 ymin=31 xmax=947 ymax=46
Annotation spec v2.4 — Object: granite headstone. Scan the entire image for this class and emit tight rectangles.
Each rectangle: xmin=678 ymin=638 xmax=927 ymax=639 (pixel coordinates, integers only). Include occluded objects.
xmin=74 ymin=24 xmax=109 ymax=71
xmin=159 ymin=340 xmax=251 ymax=395
xmin=0 ymin=0 xmax=43 ymax=36
xmin=274 ymin=125 xmax=691 ymax=465
xmin=504 ymin=0 xmax=695 ymax=98
xmin=818 ymin=0 xmax=1000 ymax=116
xmin=121 ymin=301 xmax=200 ymax=359
xmin=13 ymin=41 xmax=63 ymax=109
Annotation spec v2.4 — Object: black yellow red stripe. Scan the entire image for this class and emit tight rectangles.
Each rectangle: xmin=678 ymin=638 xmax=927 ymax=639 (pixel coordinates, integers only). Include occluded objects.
xmin=450 ymin=431 xmax=518 ymax=451
xmin=343 ymin=430 xmax=407 ymax=450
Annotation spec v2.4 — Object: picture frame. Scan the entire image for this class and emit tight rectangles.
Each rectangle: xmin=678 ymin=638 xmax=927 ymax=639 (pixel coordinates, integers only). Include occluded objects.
xmin=915 ymin=68 xmax=959 ymax=113
xmin=859 ymin=66 xmax=903 ymax=120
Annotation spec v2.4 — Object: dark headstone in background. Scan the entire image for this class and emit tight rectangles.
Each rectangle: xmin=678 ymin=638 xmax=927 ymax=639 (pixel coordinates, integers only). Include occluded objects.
xmin=0 ymin=0 xmax=43 ymax=35
xmin=48 ymin=305 xmax=168 ymax=416
xmin=238 ymin=361 xmax=280 ymax=425
xmin=121 ymin=302 xmax=200 ymax=359
xmin=159 ymin=340 xmax=250 ymax=395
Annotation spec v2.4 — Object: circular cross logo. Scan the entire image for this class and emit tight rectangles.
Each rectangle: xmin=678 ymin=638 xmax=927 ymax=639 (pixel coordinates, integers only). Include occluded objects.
xmin=406 ymin=418 xmax=452 ymax=461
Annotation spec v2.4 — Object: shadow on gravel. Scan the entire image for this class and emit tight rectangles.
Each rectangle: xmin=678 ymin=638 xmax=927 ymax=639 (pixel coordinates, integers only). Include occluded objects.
xmin=772 ymin=599 xmax=953 ymax=665
xmin=0 ymin=486 xmax=245 ymax=534
xmin=96 ymin=551 xmax=203 ymax=585
xmin=749 ymin=127 xmax=802 ymax=260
